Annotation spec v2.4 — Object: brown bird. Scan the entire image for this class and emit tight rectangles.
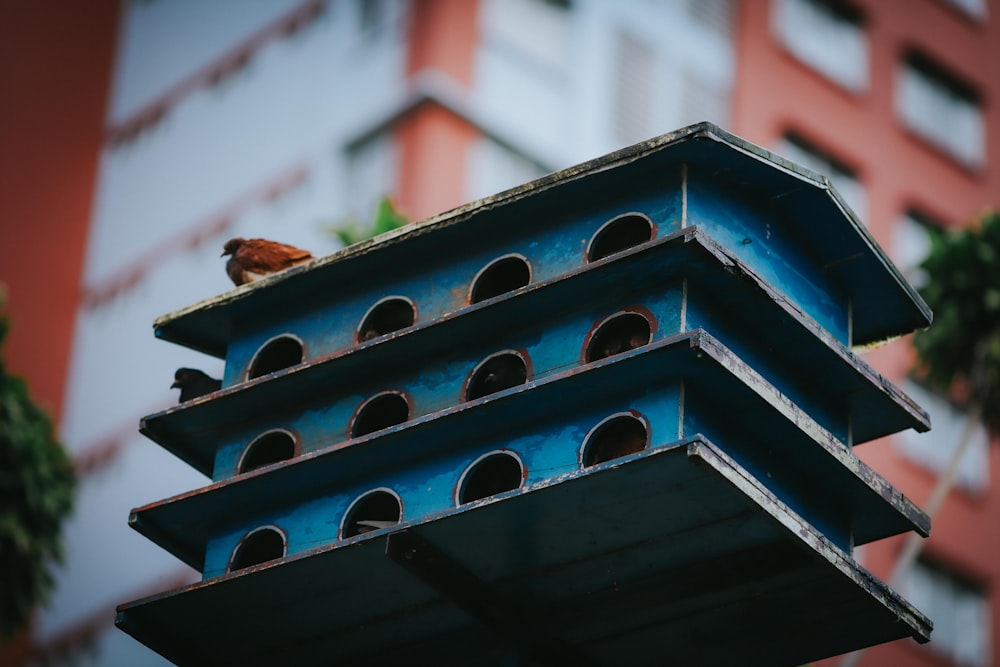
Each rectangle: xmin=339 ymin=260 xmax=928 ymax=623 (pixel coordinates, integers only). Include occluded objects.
xmin=222 ymin=237 xmax=313 ymax=286
xmin=171 ymin=368 xmax=222 ymax=403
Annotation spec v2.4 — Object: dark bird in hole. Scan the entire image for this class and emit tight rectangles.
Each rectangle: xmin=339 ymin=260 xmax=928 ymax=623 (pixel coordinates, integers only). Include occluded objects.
xmin=172 ymin=368 xmax=222 ymax=403
xmin=586 ymin=428 xmax=647 ymax=466
xmin=357 ymin=328 xmax=382 ymax=343
xmin=594 ymin=332 xmax=649 ymax=361
xmin=470 ymin=360 xmax=526 ymax=399
xmin=222 ymin=237 xmax=313 ymax=286
xmin=480 ymin=368 xmax=522 ymax=394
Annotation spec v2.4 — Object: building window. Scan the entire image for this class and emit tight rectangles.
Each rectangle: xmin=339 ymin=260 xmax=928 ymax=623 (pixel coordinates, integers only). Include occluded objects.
xmin=481 ymin=0 xmax=573 ymax=73
xmin=679 ymin=67 xmax=731 ymax=128
xmin=896 ymin=52 xmax=984 ymax=169
xmin=938 ymin=0 xmax=988 ymax=20
xmin=773 ymin=0 xmax=868 ymax=92
xmin=776 ymin=134 xmax=868 ymax=223
xmin=891 ymin=210 xmax=938 ymax=288
xmin=896 ymin=380 xmax=990 ymax=494
xmin=679 ymin=0 xmax=733 ymax=35
xmin=613 ymin=30 xmax=659 ymax=145
xmin=466 ymin=137 xmax=548 ymax=202
xmin=357 ymin=0 xmax=402 ymax=34
xmin=597 ymin=4 xmax=734 ymax=152
xmin=345 ymin=131 xmax=399 ymax=226
xmin=901 ymin=559 xmax=991 ymax=666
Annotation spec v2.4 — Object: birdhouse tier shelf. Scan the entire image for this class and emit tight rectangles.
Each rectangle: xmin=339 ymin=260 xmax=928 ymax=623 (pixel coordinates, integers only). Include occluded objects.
xmin=141 ymin=227 xmax=927 ymax=481
xmin=121 ymin=122 xmax=934 ymax=665
xmin=118 ymin=438 xmax=931 ymax=667
xmin=131 ymin=329 xmax=928 ymax=576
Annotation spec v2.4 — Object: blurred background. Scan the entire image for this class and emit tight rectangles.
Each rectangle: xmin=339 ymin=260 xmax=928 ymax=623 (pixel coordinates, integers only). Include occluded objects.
xmin=0 ymin=0 xmax=997 ymax=665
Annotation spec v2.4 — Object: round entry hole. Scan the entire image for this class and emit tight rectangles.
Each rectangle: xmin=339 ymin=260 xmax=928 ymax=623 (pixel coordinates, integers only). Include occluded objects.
xmin=470 ymin=255 xmax=531 ymax=304
xmin=585 ymin=313 xmax=651 ymax=363
xmin=352 ymin=391 xmax=409 ymax=437
xmin=582 ymin=414 xmax=648 ymax=467
xmin=238 ymin=430 xmax=296 ymax=474
xmin=458 ymin=452 xmax=524 ymax=504
xmin=357 ymin=297 xmax=416 ymax=343
xmin=466 ymin=352 xmax=528 ymax=401
xmin=587 ymin=213 xmax=653 ymax=262
xmin=228 ymin=526 xmax=286 ymax=572
xmin=247 ymin=335 xmax=304 ymax=379
xmin=342 ymin=489 xmax=402 ymax=538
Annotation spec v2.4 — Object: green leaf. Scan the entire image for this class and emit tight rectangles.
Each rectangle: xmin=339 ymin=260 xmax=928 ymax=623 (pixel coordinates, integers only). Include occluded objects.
xmin=325 ymin=196 xmax=410 ymax=247
xmin=0 ymin=286 xmax=77 ymax=638
xmin=913 ymin=210 xmax=1000 ymax=435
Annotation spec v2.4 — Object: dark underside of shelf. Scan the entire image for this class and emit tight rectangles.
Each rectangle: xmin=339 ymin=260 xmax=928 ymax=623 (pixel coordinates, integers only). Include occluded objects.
xmin=117 ymin=438 xmax=930 ymax=667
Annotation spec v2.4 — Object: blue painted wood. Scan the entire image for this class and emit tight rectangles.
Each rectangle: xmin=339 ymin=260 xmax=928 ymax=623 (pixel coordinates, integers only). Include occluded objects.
xmin=121 ymin=122 xmax=935 ymax=665
xmin=178 ymin=174 xmax=685 ymax=384
xmin=131 ymin=329 xmax=928 ymax=577
xmin=117 ymin=437 xmax=931 ymax=667
xmin=685 ymin=167 xmax=850 ymax=341
xmin=141 ymin=228 xmax=927 ymax=482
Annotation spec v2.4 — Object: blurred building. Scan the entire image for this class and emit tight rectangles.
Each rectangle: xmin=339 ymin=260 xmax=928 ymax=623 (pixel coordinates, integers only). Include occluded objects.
xmin=0 ymin=0 xmax=996 ymax=665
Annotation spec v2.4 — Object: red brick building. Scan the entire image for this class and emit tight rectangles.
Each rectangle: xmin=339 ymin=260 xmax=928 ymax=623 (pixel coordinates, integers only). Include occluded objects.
xmin=1 ymin=1 xmax=996 ymax=664
xmin=732 ymin=2 xmax=999 ymax=665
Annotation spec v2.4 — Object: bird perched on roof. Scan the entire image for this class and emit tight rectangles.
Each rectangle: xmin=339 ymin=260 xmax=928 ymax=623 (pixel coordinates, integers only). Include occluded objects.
xmin=222 ymin=237 xmax=313 ymax=286
xmin=171 ymin=368 xmax=222 ymax=403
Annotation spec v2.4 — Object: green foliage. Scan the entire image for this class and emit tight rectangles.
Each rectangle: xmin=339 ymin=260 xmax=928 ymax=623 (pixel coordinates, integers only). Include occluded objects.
xmin=912 ymin=210 xmax=1000 ymax=434
xmin=328 ymin=196 xmax=410 ymax=247
xmin=0 ymin=287 xmax=76 ymax=638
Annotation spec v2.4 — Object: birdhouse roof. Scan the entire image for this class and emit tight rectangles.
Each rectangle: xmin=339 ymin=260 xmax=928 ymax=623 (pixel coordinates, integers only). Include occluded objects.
xmin=154 ymin=122 xmax=930 ymax=356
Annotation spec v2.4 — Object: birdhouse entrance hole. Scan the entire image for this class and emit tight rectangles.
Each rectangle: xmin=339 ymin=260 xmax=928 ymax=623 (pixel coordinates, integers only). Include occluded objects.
xmin=470 ymin=255 xmax=531 ymax=304
xmin=587 ymin=213 xmax=653 ymax=262
xmin=352 ymin=391 xmax=409 ymax=437
xmin=341 ymin=489 xmax=402 ymax=538
xmin=247 ymin=335 xmax=303 ymax=379
xmin=238 ymin=430 xmax=296 ymax=474
xmin=357 ymin=297 xmax=416 ymax=343
xmin=466 ymin=351 xmax=528 ymax=401
xmin=582 ymin=413 xmax=648 ymax=467
xmin=458 ymin=452 xmax=524 ymax=504
xmin=585 ymin=313 xmax=652 ymax=363
xmin=228 ymin=526 xmax=286 ymax=572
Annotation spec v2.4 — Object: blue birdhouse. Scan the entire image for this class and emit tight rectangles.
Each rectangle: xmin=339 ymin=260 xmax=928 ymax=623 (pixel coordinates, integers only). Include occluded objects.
xmin=117 ymin=122 xmax=933 ymax=666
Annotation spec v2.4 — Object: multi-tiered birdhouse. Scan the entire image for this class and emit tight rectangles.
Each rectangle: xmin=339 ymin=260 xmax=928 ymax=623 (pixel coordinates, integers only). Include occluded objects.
xmin=117 ymin=122 xmax=933 ymax=666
